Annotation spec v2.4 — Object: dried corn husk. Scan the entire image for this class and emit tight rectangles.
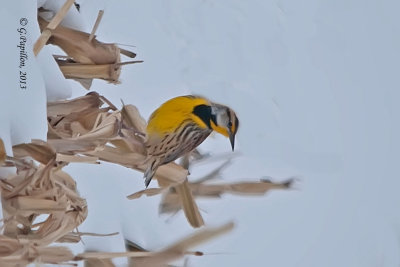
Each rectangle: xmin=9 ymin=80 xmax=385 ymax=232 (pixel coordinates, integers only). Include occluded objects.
xmin=0 ymin=235 xmax=74 ymax=266
xmin=85 ymin=257 xmax=116 ymax=267
xmin=161 ymin=178 xmax=294 ymax=214
xmin=12 ymin=142 xmax=56 ymax=165
xmin=0 ymin=139 xmax=6 ymax=165
xmin=38 ymin=16 xmax=121 ymax=65
xmin=34 ymin=0 xmax=76 ymax=56
xmin=47 ymin=91 xmax=105 ymax=117
xmin=57 ymin=61 xmax=122 ymax=83
xmin=77 ymin=222 xmax=234 ymax=267
xmin=174 ymin=180 xmax=204 ymax=228
xmin=37 ymin=15 xmax=141 ymax=86
xmin=128 ymin=166 xmax=294 ymax=216
xmin=0 ymin=155 xmax=87 ymax=266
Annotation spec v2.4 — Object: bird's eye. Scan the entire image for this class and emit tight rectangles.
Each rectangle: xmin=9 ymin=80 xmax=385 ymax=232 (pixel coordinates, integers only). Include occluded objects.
xmin=228 ymin=121 xmax=232 ymax=128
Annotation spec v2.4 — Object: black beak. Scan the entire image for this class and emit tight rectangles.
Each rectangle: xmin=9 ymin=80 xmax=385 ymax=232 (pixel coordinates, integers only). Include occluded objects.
xmin=229 ymin=132 xmax=235 ymax=151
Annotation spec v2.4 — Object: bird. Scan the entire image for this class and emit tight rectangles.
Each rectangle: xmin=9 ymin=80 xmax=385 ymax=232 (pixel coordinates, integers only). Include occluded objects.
xmin=143 ymin=95 xmax=239 ymax=187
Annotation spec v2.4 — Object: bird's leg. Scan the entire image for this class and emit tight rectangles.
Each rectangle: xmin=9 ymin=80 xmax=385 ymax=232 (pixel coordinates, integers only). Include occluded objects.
xmin=190 ymin=149 xmax=209 ymax=161
xmin=179 ymin=153 xmax=191 ymax=172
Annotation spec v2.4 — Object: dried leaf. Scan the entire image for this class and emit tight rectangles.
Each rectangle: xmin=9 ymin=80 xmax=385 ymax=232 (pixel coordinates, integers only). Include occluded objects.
xmin=12 ymin=142 xmax=55 ymax=165
xmin=0 ymin=139 xmax=6 ymax=164
xmin=159 ymin=191 xmax=182 ymax=214
xmin=77 ymin=251 xmax=152 ymax=260
xmin=120 ymin=104 xmax=147 ymax=134
xmin=226 ymin=179 xmax=293 ymax=194
xmin=127 ymin=188 xmax=165 ymax=200
xmin=38 ymin=16 xmax=120 ymax=65
xmin=34 ymin=246 xmax=74 ymax=264
xmin=125 ymin=239 xmax=147 ymax=252
xmin=56 ymin=153 xmax=99 ymax=164
xmin=74 ymin=112 xmax=120 ymax=140
xmin=57 ymin=231 xmax=118 ymax=244
xmin=162 ymin=222 xmax=234 ymax=254
xmin=77 ymin=223 xmax=233 ymax=267
xmin=47 ymin=139 xmax=103 ymax=153
xmin=12 ymin=196 xmax=67 ymax=212
xmin=74 ymin=78 xmax=93 ymax=90
xmin=174 ymin=180 xmax=204 ymax=228
xmin=88 ymin=10 xmax=104 ymax=42
xmin=149 ymin=178 xmax=293 ymax=215
xmin=192 ymin=159 xmax=232 ymax=184
xmin=132 ymin=222 xmax=234 ymax=267
xmin=87 ymin=145 xmax=146 ymax=168
xmin=1 ymin=159 xmax=88 ymax=256
xmin=34 ymin=0 xmax=76 ymax=56
xmin=58 ymin=62 xmax=122 ymax=83
xmin=154 ymin=164 xmax=189 ymax=187
xmin=47 ymin=92 xmax=103 ymax=117
xmin=0 ymin=235 xmax=23 ymax=257
xmin=85 ymin=257 xmax=116 ymax=267
xmin=120 ymin=48 xmax=136 ymax=58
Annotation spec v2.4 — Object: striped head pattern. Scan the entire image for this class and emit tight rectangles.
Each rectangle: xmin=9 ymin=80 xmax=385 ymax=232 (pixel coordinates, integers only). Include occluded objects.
xmin=192 ymin=101 xmax=239 ymax=150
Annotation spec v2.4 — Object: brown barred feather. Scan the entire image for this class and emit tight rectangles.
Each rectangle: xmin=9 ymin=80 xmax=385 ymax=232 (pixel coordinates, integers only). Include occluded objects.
xmin=144 ymin=122 xmax=211 ymax=187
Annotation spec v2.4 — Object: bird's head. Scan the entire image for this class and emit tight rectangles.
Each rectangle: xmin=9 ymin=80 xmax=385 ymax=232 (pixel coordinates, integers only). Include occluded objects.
xmin=210 ymin=104 xmax=239 ymax=151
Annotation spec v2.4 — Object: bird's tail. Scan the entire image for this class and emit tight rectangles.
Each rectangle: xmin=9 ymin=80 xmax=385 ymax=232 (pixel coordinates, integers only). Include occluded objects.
xmin=144 ymin=160 xmax=158 ymax=187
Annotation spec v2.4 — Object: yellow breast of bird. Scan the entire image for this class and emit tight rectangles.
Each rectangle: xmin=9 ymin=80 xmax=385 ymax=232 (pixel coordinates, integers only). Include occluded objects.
xmin=146 ymin=96 xmax=211 ymax=139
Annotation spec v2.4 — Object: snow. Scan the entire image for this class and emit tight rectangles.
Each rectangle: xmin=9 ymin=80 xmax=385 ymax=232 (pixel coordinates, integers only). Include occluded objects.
xmin=39 ymin=0 xmax=87 ymax=31
xmin=0 ymin=0 xmax=48 ymax=147
xmin=2 ymin=0 xmax=400 ymax=266
xmin=36 ymin=46 xmax=72 ymax=101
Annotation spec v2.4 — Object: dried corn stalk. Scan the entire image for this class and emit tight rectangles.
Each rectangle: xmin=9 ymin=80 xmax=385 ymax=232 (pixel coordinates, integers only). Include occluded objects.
xmin=37 ymin=13 xmax=142 ymax=88
xmin=0 ymin=149 xmax=87 ymax=265
xmin=0 ymin=139 xmax=6 ymax=165
xmin=130 ymin=176 xmax=294 ymax=215
xmin=34 ymin=0 xmax=75 ymax=56
xmin=128 ymin=157 xmax=294 ymax=215
xmin=38 ymin=16 xmax=121 ymax=65
xmin=126 ymin=152 xmax=293 ymax=214
xmin=85 ymin=254 xmax=116 ymax=267
xmin=174 ymin=180 xmax=204 ymax=228
xmin=0 ymin=235 xmax=74 ymax=267
xmin=77 ymin=222 xmax=234 ymax=267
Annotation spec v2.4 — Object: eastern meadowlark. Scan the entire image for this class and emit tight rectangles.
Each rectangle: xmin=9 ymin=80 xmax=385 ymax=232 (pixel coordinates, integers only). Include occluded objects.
xmin=144 ymin=95 xmax=239 ymax=187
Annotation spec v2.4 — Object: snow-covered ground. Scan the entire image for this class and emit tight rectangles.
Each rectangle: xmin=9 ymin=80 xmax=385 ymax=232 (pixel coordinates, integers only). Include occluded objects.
xmin=2 ymin=0 xmax=400 ymax=266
